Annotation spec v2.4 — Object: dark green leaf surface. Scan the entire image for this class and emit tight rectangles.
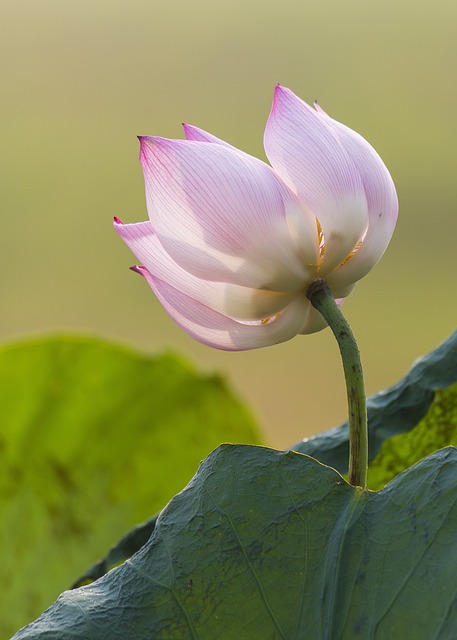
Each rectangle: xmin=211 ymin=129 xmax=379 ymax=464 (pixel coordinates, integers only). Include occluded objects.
xmin=292 ymin=330 xmax=457 ymax=473
xmin=0 ymin=337 xmax=258 ymax=638
xmin=14 ymin=444 xmax=457 ymax=639
xmin=72 ymin=330 xmax=457 ymax=588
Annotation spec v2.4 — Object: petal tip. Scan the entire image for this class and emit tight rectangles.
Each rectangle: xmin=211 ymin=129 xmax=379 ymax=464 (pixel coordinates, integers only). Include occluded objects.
xmin=138 ymin=135 xmax=148 ymax=160
xmin=270 ymin=84 xmax=288 ymax=116
xmin=273 ymin=84 xmax=284 ymax=103
xmin=113 ymin=216 xmax=123 ymax=225
xmin=138 ymin=134 xmax=156 ymax=149
xmin=130 ymin=265 xmax=147 ymax=276
xmin=313 ymin=100 xmax=327 ymax=116
xmin=273 ymin=84 xmax=292 ymax=99
xmin=138 ymin=135 xmax=165 ymax=164
xmin=270 ymin=85 xmax=301 ymax=117
xmin=182 ymin=122 xmax=192 ymax=139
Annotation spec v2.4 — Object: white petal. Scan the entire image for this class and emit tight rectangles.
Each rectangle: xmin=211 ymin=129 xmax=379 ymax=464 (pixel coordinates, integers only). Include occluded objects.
xmin=299 ymin=295 xmax=347 ymax=335
xmin=264 ymin=86 xmax=369 ymax=273
xmin=114 ymin=219 xmax=296 ymax=320
xmin=138 ymin=271 xmax=309 ymax=351
xmin=139 ymin=136 xmax=318 ymax=292
xmin=328 ymin=282 xmax=356 ymax=299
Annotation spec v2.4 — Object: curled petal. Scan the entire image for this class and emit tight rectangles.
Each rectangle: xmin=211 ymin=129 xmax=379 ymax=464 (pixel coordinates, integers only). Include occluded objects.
xmin=314 ymin=104 xmax=398 ymax=288
xmin=114 ymin=219 xmax=296 ymax=320
xmin=264 ymin=85 xmax=369 ymax=274
xmin=138 ymin=271 xmax=310 ymax=351
xmin=139 ymin=136 xmax=319 ymax=291
xmin=299 ymin=306 xmax=329 ymax=335
xmin=299 ymin=296 xmax=346 ymax=335
xmin=328 ymin=282 xmax=356 ymax=300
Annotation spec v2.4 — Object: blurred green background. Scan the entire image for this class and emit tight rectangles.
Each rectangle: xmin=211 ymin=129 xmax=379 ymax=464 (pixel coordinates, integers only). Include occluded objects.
xmin=1 ymin=0 xmax=456 ymax=448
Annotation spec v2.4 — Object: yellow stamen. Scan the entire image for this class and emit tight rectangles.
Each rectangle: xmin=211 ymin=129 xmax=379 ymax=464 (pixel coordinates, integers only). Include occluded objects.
xmin=340 ymin=240 xmax=363 ymax=267
xmin=316 ymin=218 xmax=325 ymax=260
xmin=260 ymin=312 xmax=282 ymax=325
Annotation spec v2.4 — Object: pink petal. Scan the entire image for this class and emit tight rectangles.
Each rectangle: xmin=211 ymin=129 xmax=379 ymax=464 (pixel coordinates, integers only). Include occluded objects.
xmin=182 ymin=124 xmax=235 ymax=149
xmin=314 ymin=104 xmax=398 ymax=288
xmin=264 ymin=86 xmax=369 ymax=274
xmin=138 ymin=271 xmax=310 ymax=351
xmin=114 ymin=219 xmax=296 ymax=320
xmin=139 ymin=136 xmax=319 ymax=291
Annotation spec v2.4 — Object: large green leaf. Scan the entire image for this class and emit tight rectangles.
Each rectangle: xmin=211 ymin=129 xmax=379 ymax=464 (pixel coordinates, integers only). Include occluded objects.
xmin=0 ymin=337 xmax=258 ymax=638
xmin=293 ymin=330 xmax=457 ymax=473
xmin=14 ymin=444 xmax=457 ymax=639
xmin=368 ymin=383 xmax=457 ymax=490
xmin=71 ymin=330 xmax=457 ymax=589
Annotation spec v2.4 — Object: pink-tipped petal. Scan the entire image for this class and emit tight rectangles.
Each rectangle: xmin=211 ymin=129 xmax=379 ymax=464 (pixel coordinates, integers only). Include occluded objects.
xmin=115 ymin=220 xmax=298 ymax=321
xmin=183 ymin=127 xmax=322 ymax=275
xmin=139 ymin=272 xmax=310 ymax=351
xmin=264 ymin=86 xmax=369 ymax=273
xmin=139 ymin=136 xmax=318 ymax=291
xmin=129 ymin=264 xmax=146 ymax=276
xmin=182 ymin=124 xmax=235 ymax=149
xmin=314 ymin=107 xmax=398 ymax=288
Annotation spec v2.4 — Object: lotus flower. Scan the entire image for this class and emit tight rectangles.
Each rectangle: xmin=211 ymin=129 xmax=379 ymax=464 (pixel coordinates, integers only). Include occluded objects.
xmin=115 ymin=85 xmax=398 ymax=351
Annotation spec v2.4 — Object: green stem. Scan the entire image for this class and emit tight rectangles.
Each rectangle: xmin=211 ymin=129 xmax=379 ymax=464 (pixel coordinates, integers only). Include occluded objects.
xmin=306 ymin=278 xmax=368 ymax=489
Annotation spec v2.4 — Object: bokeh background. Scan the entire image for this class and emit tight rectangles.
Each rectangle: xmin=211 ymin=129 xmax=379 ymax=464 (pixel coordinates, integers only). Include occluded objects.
xmin=2 ymin=0 xmax=456 ymax=447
